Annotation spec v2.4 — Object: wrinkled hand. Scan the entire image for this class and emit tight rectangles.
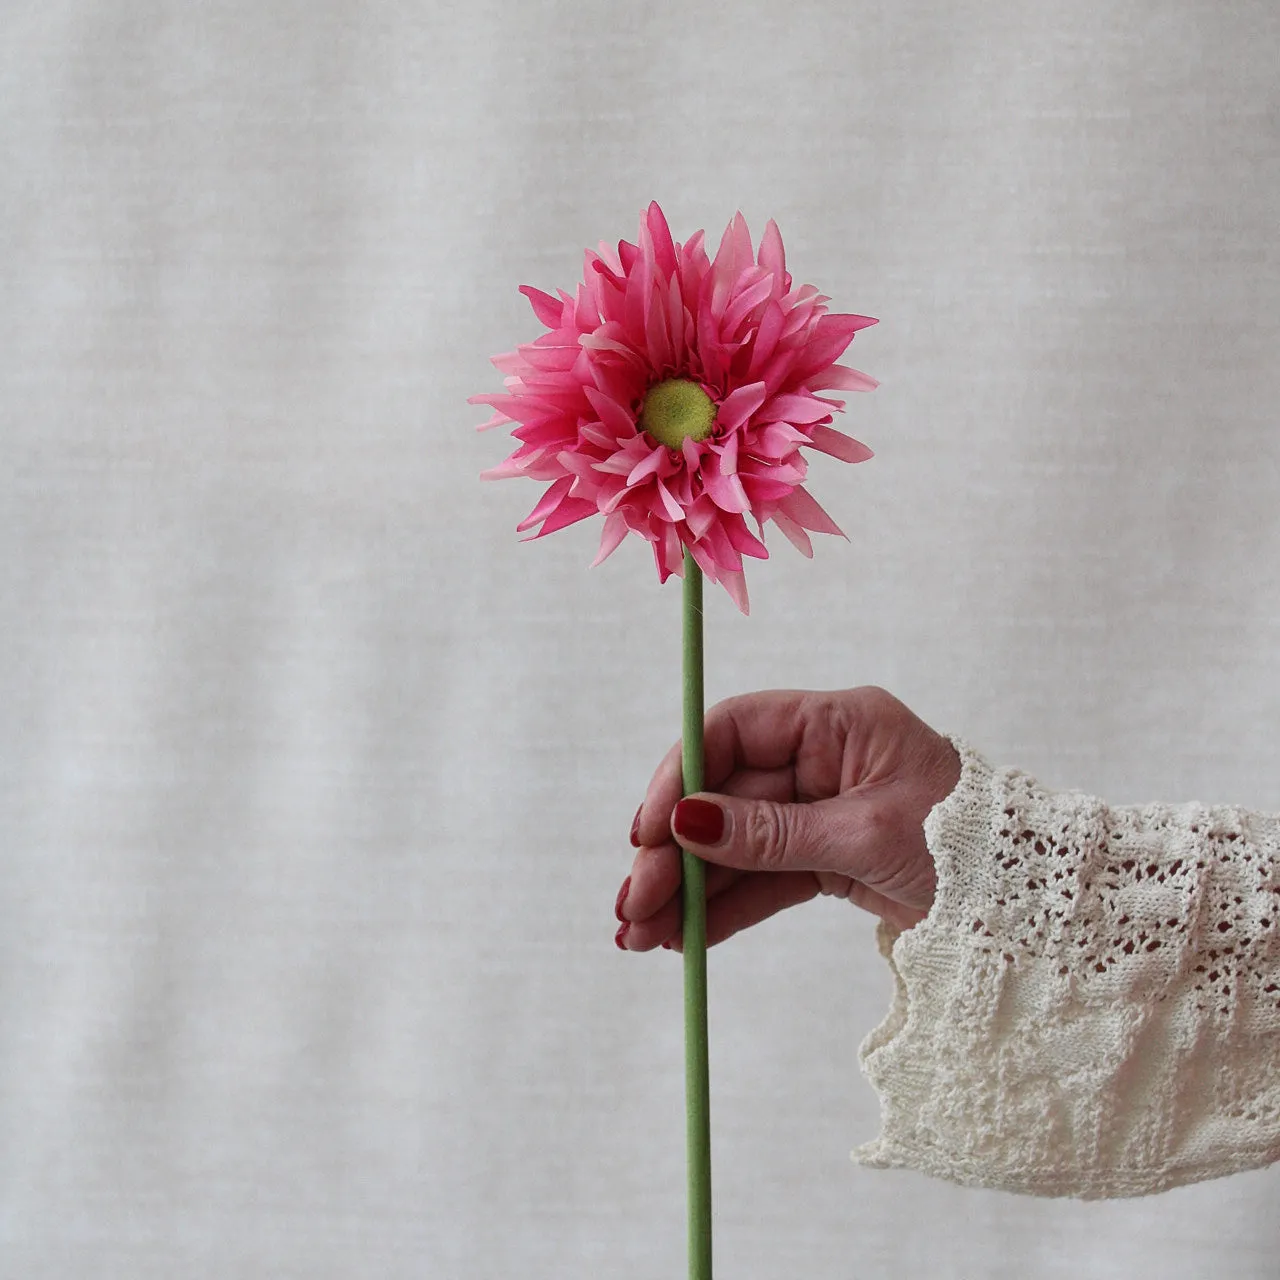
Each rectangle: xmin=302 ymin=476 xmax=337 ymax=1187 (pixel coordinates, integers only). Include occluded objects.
xmin=615 ymin=688 xmax=961 ymax=950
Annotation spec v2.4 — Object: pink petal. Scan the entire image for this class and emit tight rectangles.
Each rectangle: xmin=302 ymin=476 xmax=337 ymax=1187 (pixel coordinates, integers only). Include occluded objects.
xmin=760 ymin=393 xmax=834 ymax=425
xmin=644 ymin=281 xmax=673 ymax=368
xmin=755 ymin=457 xmax=807 ymax=486
xmin=781 ymin=283 xmax=820 ymax=309
xmin=590 ymin=242 xmax=624 ymax=280
xmin=724 ymin=514 xmax=769 ymax=560
xmin=755 ymin=345 xmax=799 ymax=393
xmin=519 ymin=285 xmax=564 ymax=328
xmin=719 ymin=568 xmax=750 ymax=615
xmin=591 ymin=510 xmax=630 ymax=565
xmin=808 ymin=426 xmax=874 ymax=464
xmin=757 ymin=219 xmax=786 ymax=288
xmin=771 ymin=511 xmax=813 ymax=557
xmin=599 ymin=482 xmax=629 ymax=514
xmin=666 ymin=462 xmax=694 ymax=508
xmin=652 ymin=539 xmax=672 ymax=582
xmin=702 ymin=523 xmax=743 ymax=573
xmin=511 ymin=420 xmax=575 ymax=448
xmin=474 ymin=410 xmax=510 ymax=432
xmin=740 ymin=474 xmax=801 ymax=503
xmin=654 ymin=478 xmax=685 ymax=522
xmin=480 ymin=456 xmax=527 ymax=481
xmin=780 ymin=486 xmax=845 ymax=538
xmin=622 ymin=257 xmax=650 ymax=349
xmin=718 ymin=431 xmax=740 ymax=475
xmin=470 ymin=392 xmax=562 ymax=426
xmin=716 ymin=381 xmax=768 ymax=432
xmin=574 ymin=280 xmax=601 ymax=330
xmin=579 ymin=421 xmax=618 ymax=449
xmin=490 ymin=351 xmax=525 ymax=375
xmin=723 ymin=274 xmax=776 ymax=335
xmin=697 ymin=301 xmax=728 ymax=386
xmin=686 ymin=535 xmax=721 ymax=581
xmin=752 ymin=422 xmax=810 ymax=458
xmin=679 ymin=226 xmax=706 ymax=261
xmin=644 ymin=201 xmax=678 ymax=276
xmin=626 ymin=448 xmax=666 ymax=487
xmin=517 ymin=345 xmax=580 ymax=373
xmin=522 ymin=497 xmax=598 ymax=539
xmin=557 ymin=450 xmax=603 ymax=481
xmin=589 ymin=358 xmax=644 ymax=409
xmin=654 ymin=524 xmax=683 ymax=580
xmin=520 ymin=456 xmax=569 ymax=482
xmin=684 ymin=496 xmax=719 ymax=539
xmin=705 ymin=467 xmax=750 ymax=514
xmin=710 ymin=214 xmax=747 ymax=284
xmin=667 ymin=273 xmax=686 ymax=365
xmin=806 ymin=364 xmax=879 ymax=393
xmin=593 ymin=452 xmax=639 ymax=477
xmin=579 ymin=330 xmax=646 ymax=366
xmin=709 ymin=268 xmax=733 ymax=321
xmin=788 ymin=314 xmax=869 ymax=381
xmin=583 ymin=386 xmax=638 ymax=439
xmin=516 ymin=475 xmax=574 ymax=532
xmin=745 ymin=301 xmax=785 ymax=380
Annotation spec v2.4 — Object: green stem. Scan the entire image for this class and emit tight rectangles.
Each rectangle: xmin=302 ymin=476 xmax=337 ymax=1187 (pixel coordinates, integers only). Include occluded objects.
xmin=681 ymin=548 xmax=711 ymax=1280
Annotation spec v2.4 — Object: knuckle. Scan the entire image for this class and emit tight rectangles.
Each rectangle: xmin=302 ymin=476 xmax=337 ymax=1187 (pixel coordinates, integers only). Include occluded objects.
xmin=855 ymin=684 xmax=906 ymax=722
xmin=860 ymin=792 xmax=901 ymax=844
xmin=706 ymin=691 xmax=749 ymax=734
xmin=743 ymin=802 xmax=794 ymax=870
xmin=855 ymin=683 xmax=893 ymax=709
xmin=814 ymin=871 xmax=854 ymax=899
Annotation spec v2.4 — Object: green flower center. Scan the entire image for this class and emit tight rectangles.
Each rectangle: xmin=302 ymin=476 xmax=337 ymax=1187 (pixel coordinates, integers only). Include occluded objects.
xmin=639 ymin=378 xmax=717 ymax=448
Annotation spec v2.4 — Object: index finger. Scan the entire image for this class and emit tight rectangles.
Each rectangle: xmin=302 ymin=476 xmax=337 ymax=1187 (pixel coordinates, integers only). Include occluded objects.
xmin=634 ymin=690 xmax=819 ymax=847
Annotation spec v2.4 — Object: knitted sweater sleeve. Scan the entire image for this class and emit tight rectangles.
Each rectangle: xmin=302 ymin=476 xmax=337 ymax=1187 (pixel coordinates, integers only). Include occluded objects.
xmin=854 ymin=739 xmax=1280 ymax=1198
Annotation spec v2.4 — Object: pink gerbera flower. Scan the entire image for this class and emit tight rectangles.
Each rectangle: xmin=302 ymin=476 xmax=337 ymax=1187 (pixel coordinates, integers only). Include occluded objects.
xmin=472 ymin=202 xmax=877 ymax=613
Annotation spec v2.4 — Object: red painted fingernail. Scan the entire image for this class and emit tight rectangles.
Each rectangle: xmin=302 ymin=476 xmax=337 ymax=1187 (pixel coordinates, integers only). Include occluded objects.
xmin=673 ymin=797 xmax=724 ymax=846
xmin=614 ymin=876 xmax=631 ymax=922
xmin=629 ymin=805 xmax=643 ymax=848
xmin=614 ymin=922 xmax=631 ymax=950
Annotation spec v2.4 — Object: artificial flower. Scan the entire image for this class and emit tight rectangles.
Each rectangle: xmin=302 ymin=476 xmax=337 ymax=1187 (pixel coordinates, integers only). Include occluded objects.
xmin=472 ymin=202 xmax=876 ymax=613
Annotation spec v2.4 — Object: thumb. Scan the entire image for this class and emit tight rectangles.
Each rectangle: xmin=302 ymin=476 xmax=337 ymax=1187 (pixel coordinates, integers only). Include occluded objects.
xmin=671 ymin=792 xmax=859 ymax=874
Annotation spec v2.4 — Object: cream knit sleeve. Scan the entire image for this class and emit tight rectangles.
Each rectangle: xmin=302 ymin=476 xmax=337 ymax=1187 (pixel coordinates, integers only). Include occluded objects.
xmin=855 ymin=739 xmax=1280 ymax=1198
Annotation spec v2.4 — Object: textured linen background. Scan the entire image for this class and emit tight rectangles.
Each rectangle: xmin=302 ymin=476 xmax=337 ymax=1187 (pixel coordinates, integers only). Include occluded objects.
xmin=2 ymin=1 xmax=1278 ymax=1276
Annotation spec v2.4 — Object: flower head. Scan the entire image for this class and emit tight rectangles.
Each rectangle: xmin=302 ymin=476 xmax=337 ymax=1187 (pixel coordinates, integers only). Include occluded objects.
xmin=472 ymin=203 xmax=877 ymax=613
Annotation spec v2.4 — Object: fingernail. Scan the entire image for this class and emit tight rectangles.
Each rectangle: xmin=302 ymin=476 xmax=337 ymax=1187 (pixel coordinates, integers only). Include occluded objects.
xmin=614 ymin=922 xmax=631 ymax=950
xmin=614 ymin=876 xmax=631 ymax=922
xmin=629 ymin=805 xmax=642 ymax=848
xmin=673 ymin=797 xmax=724 ymax=846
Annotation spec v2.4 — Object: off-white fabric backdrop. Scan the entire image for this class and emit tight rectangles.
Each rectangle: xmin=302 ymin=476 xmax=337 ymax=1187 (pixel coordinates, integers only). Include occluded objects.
xmin=3 ymin=1 xmax=1278 ymax=1276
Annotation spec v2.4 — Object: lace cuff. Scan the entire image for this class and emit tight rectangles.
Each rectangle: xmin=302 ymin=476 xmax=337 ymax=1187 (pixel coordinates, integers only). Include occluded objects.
xmin=854 ymin=739 xmax=1280 ymax=1197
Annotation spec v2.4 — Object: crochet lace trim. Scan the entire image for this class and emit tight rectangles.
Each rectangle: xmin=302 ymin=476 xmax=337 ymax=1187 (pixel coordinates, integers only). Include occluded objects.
xmin=854 ymin=739 xmax=1280 ymax=1198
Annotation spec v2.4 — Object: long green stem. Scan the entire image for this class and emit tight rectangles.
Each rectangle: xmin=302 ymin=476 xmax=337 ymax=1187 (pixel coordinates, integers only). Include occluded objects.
xmin=681 ymin=548 xmax=711 ymax=1279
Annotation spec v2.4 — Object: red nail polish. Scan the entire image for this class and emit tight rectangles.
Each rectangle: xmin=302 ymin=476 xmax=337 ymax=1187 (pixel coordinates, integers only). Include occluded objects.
xmin=614 ymin=876 xmax=631 ymax=922
xmin=614 ymin=922 xmax=631 ymax=950
xmin=629 ymin=805 xmax=643 ymax=848
xmin=673 ymin=797 xmax=724 ymax=846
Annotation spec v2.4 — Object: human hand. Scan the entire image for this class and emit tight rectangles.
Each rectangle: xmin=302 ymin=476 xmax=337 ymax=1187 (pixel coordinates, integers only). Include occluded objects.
xmin=614 ymin=688 xmax=961 ymax=950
